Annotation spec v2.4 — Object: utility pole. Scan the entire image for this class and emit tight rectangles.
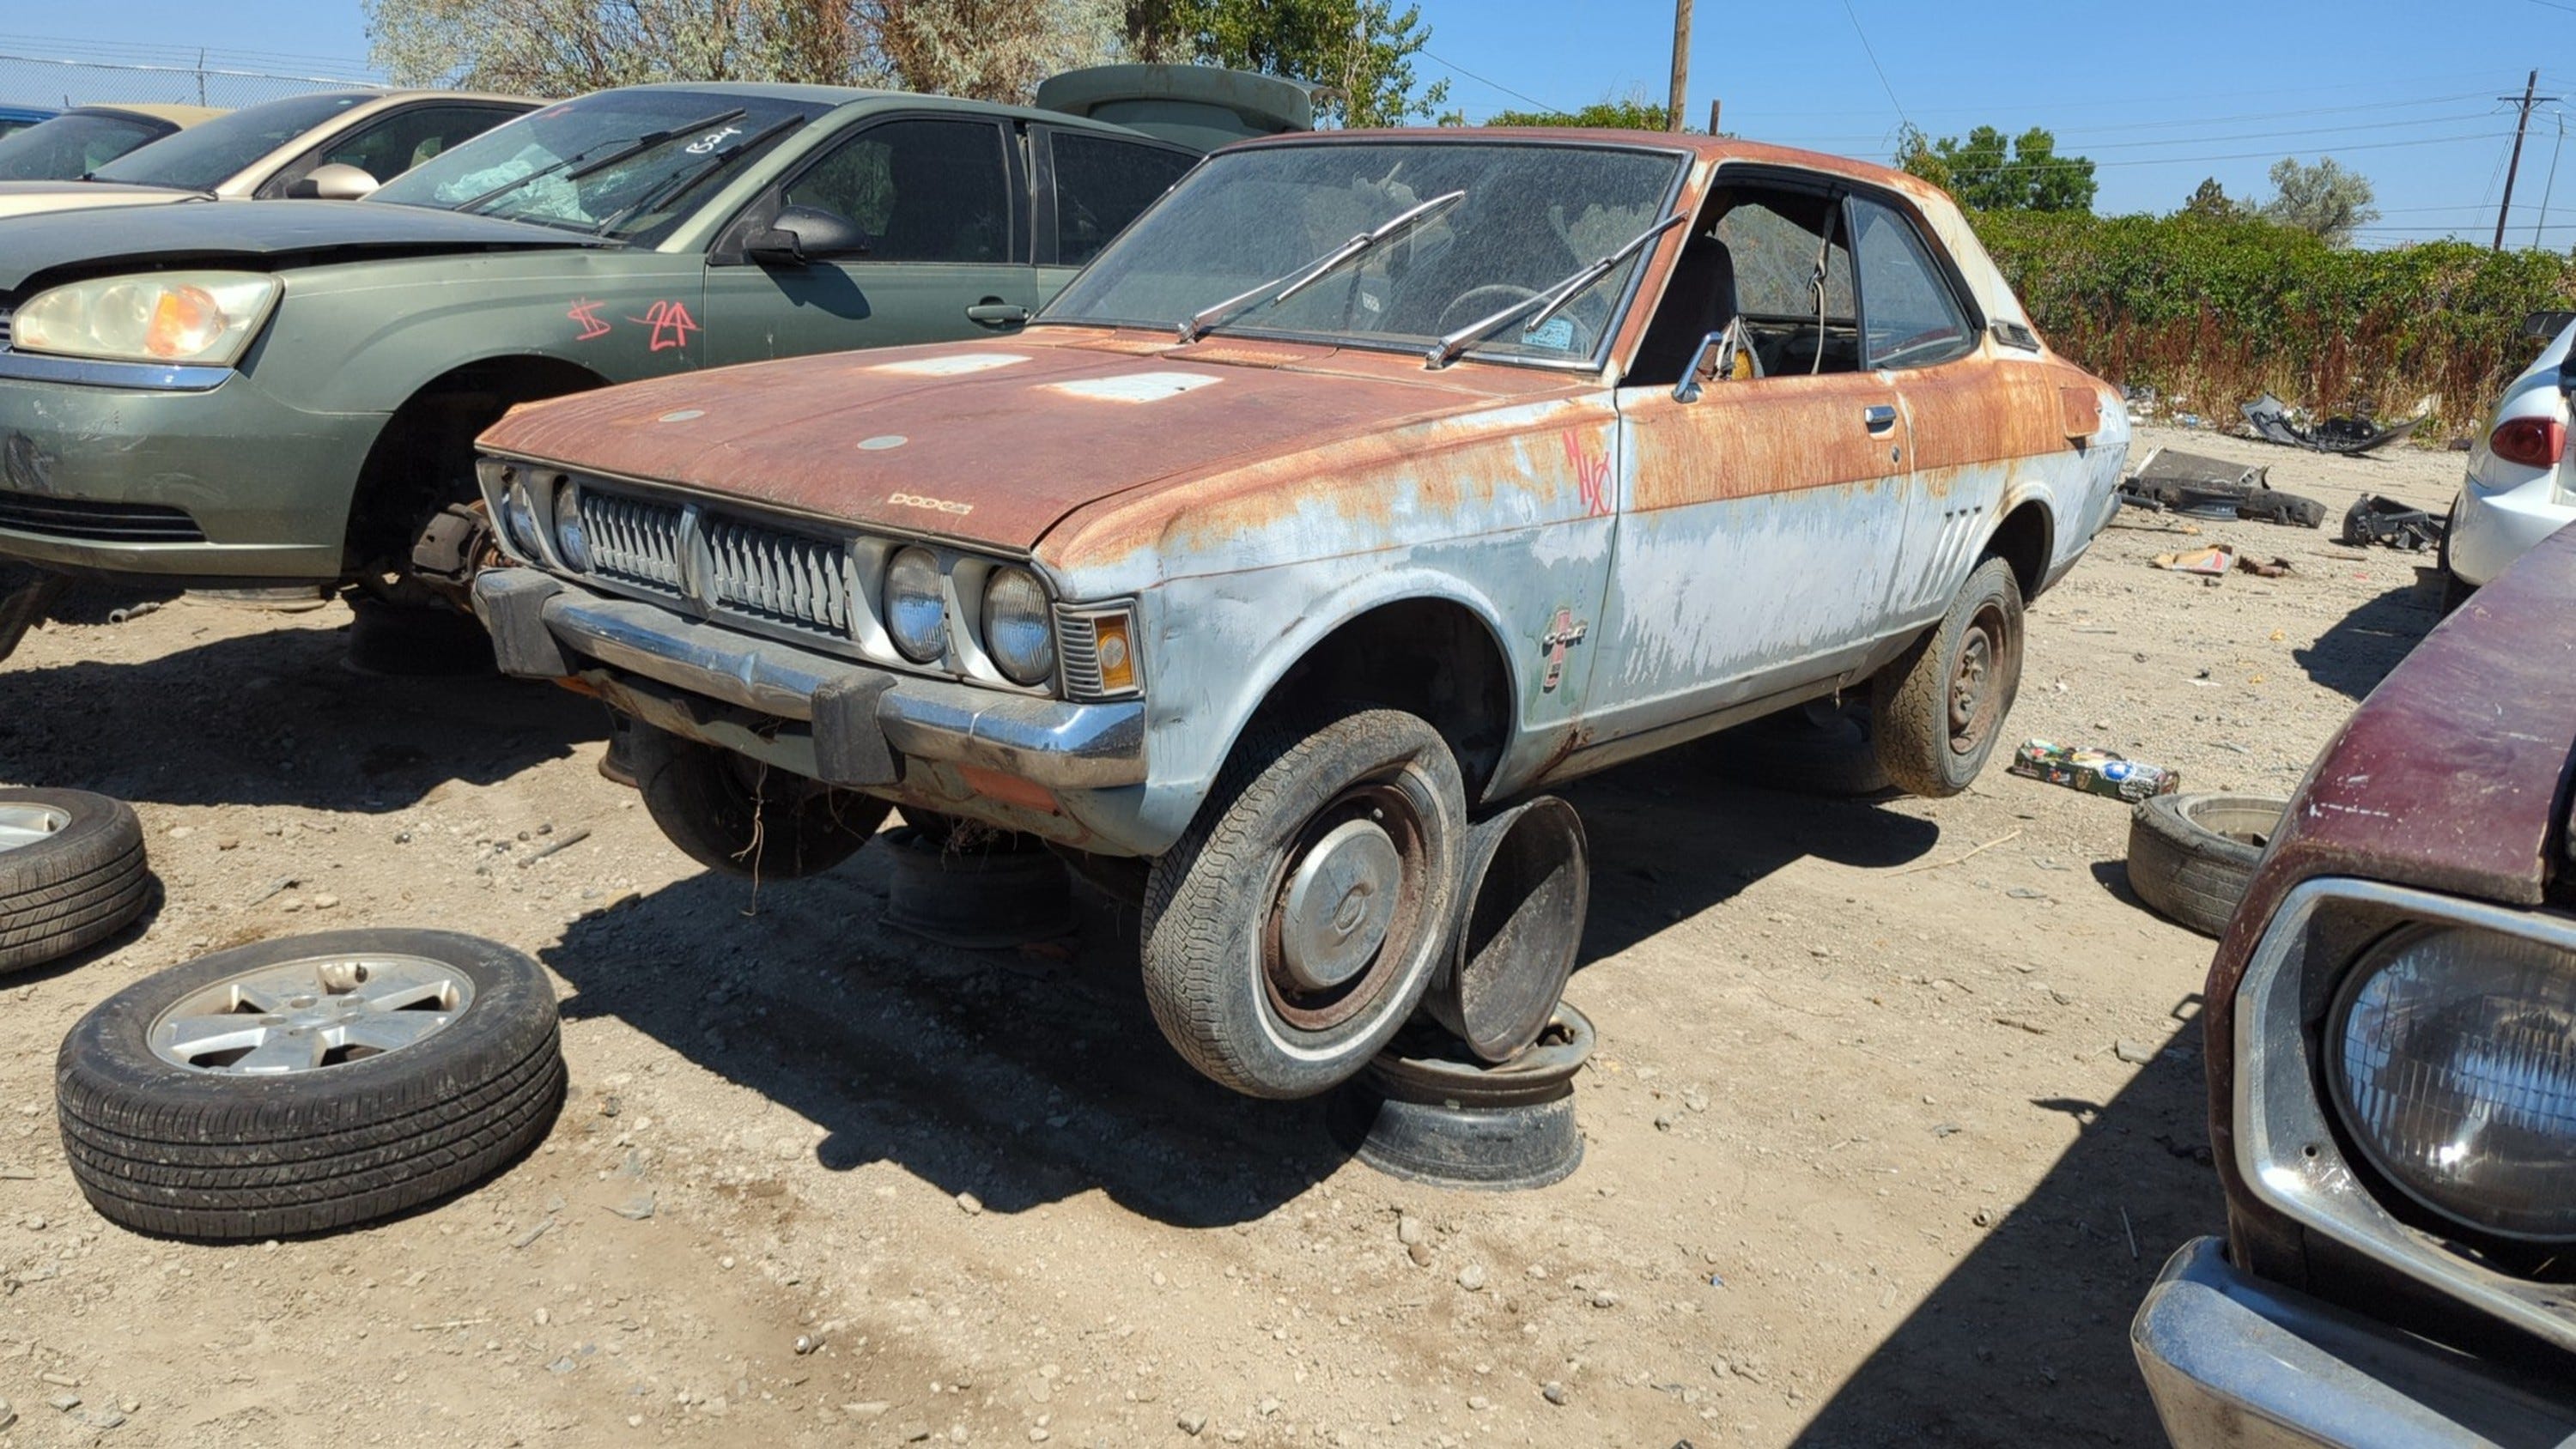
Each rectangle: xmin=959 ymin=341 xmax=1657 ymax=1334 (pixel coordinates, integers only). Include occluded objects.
xmin=1708 ymin=98 xmax=1722 ymax=136
xmin=1667 ymin=0 xmax=1692 ymax=132
xmin=2497 ymin=69 xmax=2550 ymax=251
xmin=2538 ymin=112 xmax=2567 ymax=250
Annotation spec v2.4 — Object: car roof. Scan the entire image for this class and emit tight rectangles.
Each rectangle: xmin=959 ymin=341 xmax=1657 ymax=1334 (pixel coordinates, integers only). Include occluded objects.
xmin=72 ymin=103 xmax=230 ymax=125
xmin=591 ymin=81 xmax=1191 ymax=141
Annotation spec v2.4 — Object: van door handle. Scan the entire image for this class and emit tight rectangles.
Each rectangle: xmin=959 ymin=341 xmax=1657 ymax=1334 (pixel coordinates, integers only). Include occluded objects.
xmin=967 ymin=299 xmax=1030 ymax=328
xmin=1863 ymin=403 xmax=1899 ymax=433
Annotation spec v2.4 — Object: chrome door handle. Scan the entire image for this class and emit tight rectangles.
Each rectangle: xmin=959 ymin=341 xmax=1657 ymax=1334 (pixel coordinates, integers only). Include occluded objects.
xmin=1863 ymin=403 xmax=1899 ymax=433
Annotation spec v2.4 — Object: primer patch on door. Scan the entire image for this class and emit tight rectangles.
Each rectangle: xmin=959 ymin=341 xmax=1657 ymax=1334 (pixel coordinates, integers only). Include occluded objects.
xmin=1043 ymin=372 xmax=1220 ymax=403
xmin=872 ymin=353 xmax=1029 ymax=377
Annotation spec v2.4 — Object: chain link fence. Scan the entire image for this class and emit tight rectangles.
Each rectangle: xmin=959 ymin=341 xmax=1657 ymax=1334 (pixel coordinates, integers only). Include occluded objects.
xmin=0 ymin=53 xmax=375 ymax=112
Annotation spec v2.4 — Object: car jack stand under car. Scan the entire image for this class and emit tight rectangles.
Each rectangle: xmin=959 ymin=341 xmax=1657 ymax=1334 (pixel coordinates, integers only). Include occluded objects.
xmin=0 ymin=564 xmax=65 ymax=664
xmin=1329 ymin=1003 xmax=1594 ymax=1191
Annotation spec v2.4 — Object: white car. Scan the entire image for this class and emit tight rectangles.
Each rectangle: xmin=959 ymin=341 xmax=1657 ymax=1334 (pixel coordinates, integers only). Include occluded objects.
xmin=2447 ymin=312 xmax=2576 ymax=609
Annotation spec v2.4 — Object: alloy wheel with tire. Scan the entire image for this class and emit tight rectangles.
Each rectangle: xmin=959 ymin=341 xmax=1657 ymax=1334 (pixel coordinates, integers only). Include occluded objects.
xmin=0 ymin=787 xmax=150 ymax=975
xmin=58 ymin=930 xmax=565 ymax=1240
xmin=1873 ymin=556 xmax=2025 ymax=797
xmin=1140 ymin=709 xmax=1466 ymax=1099
xmin=629 ymin=723 xmax=891 ymax=879
xmin=2126 ymin=793 xmax=2286 ymax=938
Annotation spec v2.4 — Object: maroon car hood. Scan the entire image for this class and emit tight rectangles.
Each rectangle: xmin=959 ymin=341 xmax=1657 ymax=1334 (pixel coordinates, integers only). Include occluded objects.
xmin=479 ymin=333 xmax=1568 ymax=551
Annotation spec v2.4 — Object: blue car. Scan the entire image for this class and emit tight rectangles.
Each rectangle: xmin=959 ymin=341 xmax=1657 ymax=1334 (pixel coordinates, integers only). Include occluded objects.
xmin=0 ymin=104 xmax=57 ymax=140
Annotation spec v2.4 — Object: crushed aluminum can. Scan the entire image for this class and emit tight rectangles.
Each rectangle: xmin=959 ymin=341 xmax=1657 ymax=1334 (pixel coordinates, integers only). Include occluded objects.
xmin=2007 ymin=740 xmax=2180 ymax=803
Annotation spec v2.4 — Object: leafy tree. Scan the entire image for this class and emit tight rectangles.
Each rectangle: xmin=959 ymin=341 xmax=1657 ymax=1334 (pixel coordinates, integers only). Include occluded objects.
xmin=1173 ymin=0 xmax=1447 ymax=126
xmin=2178 ymin=177 xmax=2249 ymax=222
xmin=1896 ymin=122 xmax=2095 ymax=213
xmin=1485 ymin=95 xmax=1671 ymax=130
xmin=2262 ymin=155 xmax=2378 ymax=247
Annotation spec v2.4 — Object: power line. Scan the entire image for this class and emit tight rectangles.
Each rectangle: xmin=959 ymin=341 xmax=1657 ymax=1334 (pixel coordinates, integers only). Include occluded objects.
xmin=1839 ymin=0 xmax=1908 ymax=127
xmin=1771 ymin=108 xmax=2511 ymax=155
xmin=1418 ymin=46 xmax=1569 ymax=118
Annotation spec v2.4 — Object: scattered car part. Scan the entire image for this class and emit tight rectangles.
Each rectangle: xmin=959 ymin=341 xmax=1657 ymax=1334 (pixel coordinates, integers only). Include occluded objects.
xmin=2125 ymin=793 xmax=2283 ymax=938
xmin=883 ymin=823 xmax=1078 ymax=949
xmin=0 ymin=787 xmax=149 ymax=974
xmin=1330 ymin=1002 xmax=1594 ymax=1191
xmin=1424 ymin=797 xmax=1588 ymax=1064
xmin=2235 ymin=487 xmax=2326 ymax=528
xmin=2234 ymin=554 xmax=2294 ymax=579
xmin=2241 ymin=393 xmax=2423 ymax=454
xmin=1706 ymin=697 xmax=1893 ymax=797
xmin=2340 ymin=494 xmax=2447 ymax=551
xmin=1142 ymin=710 xmax=1465 ymax=1100
xmin=628 ymin=722 xmax=890 ymax=880
xmin=57 ymin=929 xmax=564 ymax=1240
xmin=1874 ymin=558 xmax=2026 ymax=797
xmin=2153 ymin=545 xmax=2238 ymax=576
xmin=2011 ymin=741 xmax=2181 ymax=803
xmin=2121 ymin=447 xmax=2268 ymax=518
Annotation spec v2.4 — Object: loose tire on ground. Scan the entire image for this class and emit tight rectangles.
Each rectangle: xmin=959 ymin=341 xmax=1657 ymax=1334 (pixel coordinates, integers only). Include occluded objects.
xmin=629 ymin=724 xmax=890 ymax=879
xmin=1141 ymin=709 xmax=1466 ymax=1100
xmin=2125 ymin=793 xmax=2286 ymax=938
xmin=1873 ymin=556 xmax=2025 ymax=797
xmin=0 ymin=787 xmax=150 ymax=975
xmin=58 ymin=930 xmax=565 ymax=1240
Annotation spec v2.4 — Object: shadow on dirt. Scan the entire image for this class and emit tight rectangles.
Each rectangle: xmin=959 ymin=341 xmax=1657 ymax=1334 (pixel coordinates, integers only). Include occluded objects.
xmin=1789 ymin=1001 xmax=2221 ymax=1447
xmin=541 ymin=752 xmax=1951 ymax=1228
xmin=1 ymin=608 xmax=604 ymax=810
xmin=2293 ymin=578 xmax=2441 ymax=700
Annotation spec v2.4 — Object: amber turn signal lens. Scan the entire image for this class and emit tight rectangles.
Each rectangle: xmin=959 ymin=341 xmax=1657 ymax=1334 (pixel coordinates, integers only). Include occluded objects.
xmin=1092 ymin=614 xmax=1135 ymax=694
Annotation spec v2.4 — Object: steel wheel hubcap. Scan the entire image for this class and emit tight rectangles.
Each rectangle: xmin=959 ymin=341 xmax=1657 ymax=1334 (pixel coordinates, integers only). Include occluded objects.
xmin=1950 ymin=630 xmax=1993 ymax=740
xmin=0 ymin=804 xmax=68 ymax=854
xmin=149 ymin=954 xmax=474 ymax=1074
xmin=1279 ymin=818 xmax=1403 ymax=992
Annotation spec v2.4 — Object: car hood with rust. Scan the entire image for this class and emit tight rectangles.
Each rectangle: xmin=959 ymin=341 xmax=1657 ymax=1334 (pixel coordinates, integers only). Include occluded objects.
xmin=0 ymin=197 xmax=610 ymax=293
xmin=477 ymin=330 xmax=1585 ymax=555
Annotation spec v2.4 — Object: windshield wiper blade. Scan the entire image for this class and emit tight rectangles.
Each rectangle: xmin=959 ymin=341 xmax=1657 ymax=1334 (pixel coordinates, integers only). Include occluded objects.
xmin=1425 ymin=209 xmax=1689 ymax=369
xmin=1179 ymin=188 xmax=1465 ymax=344
xmin=452 ymin=106 xmax=749 ymax=216
xmin=586 ymin=112 xmax=806 ymax=236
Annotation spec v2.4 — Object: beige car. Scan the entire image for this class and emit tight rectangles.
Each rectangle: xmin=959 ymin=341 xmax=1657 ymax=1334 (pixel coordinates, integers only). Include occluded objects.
xmin=0 ymin=88 xmax=533 ymax=219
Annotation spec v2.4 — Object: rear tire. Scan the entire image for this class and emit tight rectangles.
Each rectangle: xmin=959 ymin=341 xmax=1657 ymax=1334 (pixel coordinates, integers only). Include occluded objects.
xmin=2125 ymin=793 xmax=2285 ymax=938
xmin=629 ymin=724 xmax=890 ymax=879
xmin=56 ymin=929 xmax=565 ymax=1240
xmin=0 ymin=787 xmax=149 ymax=975
xmin=1140 ymin=710 xmax=1464 ymax=1099
xmin=1873 ymin=557 xmax=2024 ymax=798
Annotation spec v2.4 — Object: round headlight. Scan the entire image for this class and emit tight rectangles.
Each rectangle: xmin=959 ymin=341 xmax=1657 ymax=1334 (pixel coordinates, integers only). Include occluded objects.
xmin=884 ymin=547 xmax=947 ymax=663
xmin=500 ymin=478 xmax=545 ymax=561
xmin=981 ymin=567 xmax=1055 ymax=687
xmin=552 ymin=481 xmax=592 ymax=573
xmin=2330 ymin=926 xmax=2576 ymax=1242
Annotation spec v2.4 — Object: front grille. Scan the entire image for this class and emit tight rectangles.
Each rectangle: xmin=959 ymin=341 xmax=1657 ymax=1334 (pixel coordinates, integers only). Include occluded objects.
xmin=0 ymin=309 xmax=14 ymax=349
xmin=579 ymin=491 xmax=683 ymax=592
xmin=0 ymin=488 xmax=204 ymax=542
xmin=702 ymin=516 xmax=854 ymax=638
xmin=1056 ymin=609 xmax=1104 ymax=699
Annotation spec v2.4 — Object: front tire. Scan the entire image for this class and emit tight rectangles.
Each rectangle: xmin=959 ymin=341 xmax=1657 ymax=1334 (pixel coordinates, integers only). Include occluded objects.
xmin=1140 ymin=710 xmax=1466 ymax=1099
xmin=1873 ymin=556 xmax=2025 ymax=797
xmin=629 ymin=724 xmax=890 ymax=879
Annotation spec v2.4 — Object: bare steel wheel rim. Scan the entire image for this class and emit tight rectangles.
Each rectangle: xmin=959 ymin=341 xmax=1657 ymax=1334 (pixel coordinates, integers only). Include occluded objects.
xmin=148 ymin=953 xmax=476 ymax=1075
xmin=0 ymin=804 xmax=69 ymax=855
xmin=1261 ymin=780 xmax=1430 ymax=1032
xmin=1947 ymin=604 xmax=2009 ymax=757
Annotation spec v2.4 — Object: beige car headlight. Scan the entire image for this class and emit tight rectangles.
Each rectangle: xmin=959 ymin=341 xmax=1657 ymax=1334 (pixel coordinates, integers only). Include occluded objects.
xmin=12 ymin=270 xmax=283 ymax=367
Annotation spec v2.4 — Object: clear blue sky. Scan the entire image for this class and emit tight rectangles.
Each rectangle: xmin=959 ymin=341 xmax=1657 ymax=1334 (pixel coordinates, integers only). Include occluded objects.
xmin=3 ymin=1 xmax=2571 ymax=248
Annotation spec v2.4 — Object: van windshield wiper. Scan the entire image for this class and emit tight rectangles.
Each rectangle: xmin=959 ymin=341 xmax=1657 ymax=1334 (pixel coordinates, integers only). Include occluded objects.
xmin=1425 ymin=209 xmax=1688 ymax=368
xmin=1179 ymin=188 xmax=1465 ymax=344
xmin=453 ymin=106 xmax=750 ymax=216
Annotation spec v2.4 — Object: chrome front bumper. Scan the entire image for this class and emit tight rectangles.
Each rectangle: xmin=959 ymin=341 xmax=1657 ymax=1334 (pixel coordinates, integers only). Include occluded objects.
xmin=2131 ymin=1238 xmax=2576 ymax=1449
xmin=471 ymin=569 xmax=1145 ymax=791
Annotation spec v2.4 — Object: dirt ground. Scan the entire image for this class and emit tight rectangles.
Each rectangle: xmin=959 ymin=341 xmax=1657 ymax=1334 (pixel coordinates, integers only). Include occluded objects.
xmin=0 ymin=423 xmax=2472 ymax=1449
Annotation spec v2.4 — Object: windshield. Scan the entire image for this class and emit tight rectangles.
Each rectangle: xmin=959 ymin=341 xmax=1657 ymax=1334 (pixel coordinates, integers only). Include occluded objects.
xmin=91 ymin=92 xmax=371 ymax=190
xmin=0 ymin=111 xmax=172 ymax=181
xmin=1042 ymin=140 xmax=1688 ymax=366
xmin=370 ymin=89 xmax=830 ymax=239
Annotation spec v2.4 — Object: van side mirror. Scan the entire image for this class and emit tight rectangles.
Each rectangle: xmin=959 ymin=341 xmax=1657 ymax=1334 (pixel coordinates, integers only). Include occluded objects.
xmin=286 ymin=162 xmax=380 ymax=201
xmin=746 ymin=205 xmax=872 ymax=265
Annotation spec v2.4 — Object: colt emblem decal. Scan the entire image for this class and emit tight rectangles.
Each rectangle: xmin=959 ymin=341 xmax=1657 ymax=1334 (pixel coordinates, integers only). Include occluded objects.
xmin=1540 ymin=608 xmax=1589 ymax=694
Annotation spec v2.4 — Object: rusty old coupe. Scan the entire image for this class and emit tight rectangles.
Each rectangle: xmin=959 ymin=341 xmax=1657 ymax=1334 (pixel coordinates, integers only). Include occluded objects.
xmin=468 ymin=129 xmax=2129 ymax=1097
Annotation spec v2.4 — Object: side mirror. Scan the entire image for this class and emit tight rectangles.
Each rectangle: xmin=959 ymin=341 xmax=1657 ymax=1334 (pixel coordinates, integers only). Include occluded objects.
xmin=1674 ymin=328 xmax=1741 ymax=403
xmin=2523 ymin=309 xmax=2576 ymax=340
xmin=746 ymin=205 xmax=872 ymax=265
xmin=286 ymin=162 xmax=379 ymax=201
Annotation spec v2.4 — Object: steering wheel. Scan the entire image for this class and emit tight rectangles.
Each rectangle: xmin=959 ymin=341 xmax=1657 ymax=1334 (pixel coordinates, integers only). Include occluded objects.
xmin=1436 ymin=283 xmax=1540 ymax=335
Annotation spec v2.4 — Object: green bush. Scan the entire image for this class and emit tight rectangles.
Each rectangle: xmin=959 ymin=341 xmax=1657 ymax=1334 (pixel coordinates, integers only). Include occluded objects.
xmin=1970 ymin=209 xmax=2576 ymax=433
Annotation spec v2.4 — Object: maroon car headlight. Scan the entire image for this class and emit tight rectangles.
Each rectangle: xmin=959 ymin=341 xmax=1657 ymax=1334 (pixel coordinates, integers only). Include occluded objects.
xmin=2329 ymin=925 xmax=2576 ymax=1243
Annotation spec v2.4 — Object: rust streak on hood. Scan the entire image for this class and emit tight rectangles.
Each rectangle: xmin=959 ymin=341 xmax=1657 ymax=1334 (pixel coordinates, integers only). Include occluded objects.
xmin=477 ymin=329 xmax=1582 ymax=554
